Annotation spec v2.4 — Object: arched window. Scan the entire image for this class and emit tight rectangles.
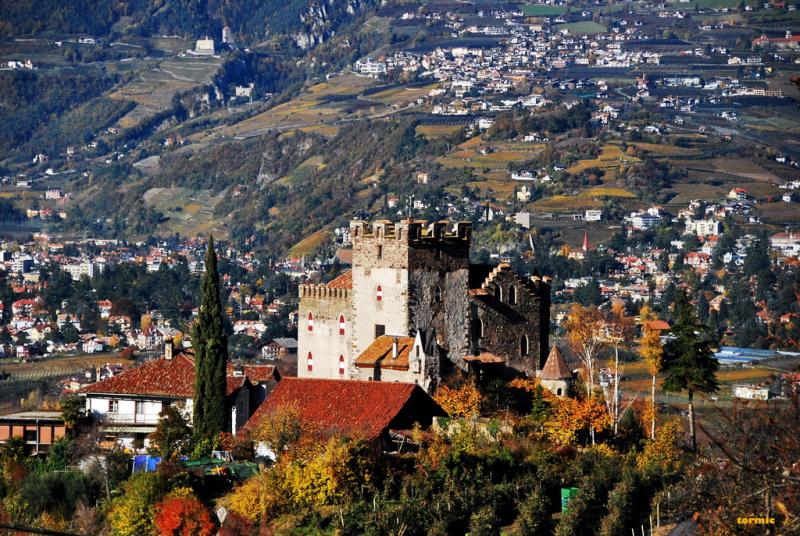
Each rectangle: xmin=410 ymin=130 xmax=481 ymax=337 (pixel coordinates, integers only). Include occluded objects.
xmin=434 ymin=285 xmax=442 ymax=303
xmin=520 ymin=335 xmax=529 ymax=357
xmin=475 ymin=317 xmax=484 ymax=339
xmin=338 ymin=355 xmax=346 ymax=375
xmin=338 ymin=315 xmax=346 ymax=336
xmin=306 ymin=352 xmax=314 ymax=372
xmin=376 ymin=285 xmax=383 ymax=302
xmin=494 ymin=285 xmax=503 ymax=302
xmin=307 ymin=312 xmax=314 ymax=332
xmin=557 ymin=388 xmax=563 ymax=396
xmin=508 ymin=285 xmax=517 ymax=305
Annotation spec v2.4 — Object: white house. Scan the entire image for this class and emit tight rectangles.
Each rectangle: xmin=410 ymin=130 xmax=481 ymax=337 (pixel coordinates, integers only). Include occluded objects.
xmin=684 ymin=219 xmax=721 ymax=237
xmin=79 ymin=346 xmax=272 ymax=450
xmin=585 ymin=209 xmax=603 ymax=222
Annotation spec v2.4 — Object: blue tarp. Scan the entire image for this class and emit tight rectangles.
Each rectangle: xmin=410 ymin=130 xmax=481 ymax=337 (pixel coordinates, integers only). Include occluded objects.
xmin=132 ymin=455 xmax=162 ymax=473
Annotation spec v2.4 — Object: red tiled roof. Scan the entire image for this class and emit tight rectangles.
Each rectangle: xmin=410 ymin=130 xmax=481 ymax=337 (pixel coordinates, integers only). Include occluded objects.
xmin=354 ymin=335 xmax=415 ymax=371
xmin=226 ymin=364 xmax=278 ymax=384
xmin=326 ymin=270 xmax=352 ymax=289
xmin=80 ymin=354 xmax=196 ymax=398
xmin=244 ymin=378 xmax=436 ymax=439
xmin=242 ymin=364 xmax=277 ymax=383
xmin=226 ymin=376 xmax=247 ymax=396
xmin=83 ymin=353 xmax=265 ymax=399
xmin=644 ymin=320 xmax=670 ymax=331
xmin=335 ymin=248 xmax=353 ymax=265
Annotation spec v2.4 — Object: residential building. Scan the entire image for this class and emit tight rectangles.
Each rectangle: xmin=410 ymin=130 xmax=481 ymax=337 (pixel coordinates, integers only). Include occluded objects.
xmin=62 ymin=261 xmax=97 ymax=281
xmin=80 ymin=346 xmax=259 ymax=449
xmin=685 ymin=219 xmax=721 ymax=237
xmin=0 ymin=411 xmax=66 ymax=454
xmin=585 ymin=209 xmax=603 ymax=222
xmin=261 ymin=338 xmax=298 ymax=360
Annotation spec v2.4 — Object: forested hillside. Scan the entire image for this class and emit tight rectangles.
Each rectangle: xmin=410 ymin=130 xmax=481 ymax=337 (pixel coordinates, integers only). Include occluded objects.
xmin=62 ymin=118 xmax=465 ymax=250
xmin=0 ymin=70 xmax=125 ymax=159
xmin=0 ymin=0 xmax=378 ymax=46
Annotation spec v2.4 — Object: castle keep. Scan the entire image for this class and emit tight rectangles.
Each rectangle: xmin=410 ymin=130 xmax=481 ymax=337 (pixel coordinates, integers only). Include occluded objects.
xmin=298 ymin=220 xmax=551 ymax=390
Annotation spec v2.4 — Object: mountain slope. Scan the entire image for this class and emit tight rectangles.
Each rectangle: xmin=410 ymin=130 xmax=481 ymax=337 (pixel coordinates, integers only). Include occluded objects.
xmin=0 ymin=0 xmax=378 ymax=48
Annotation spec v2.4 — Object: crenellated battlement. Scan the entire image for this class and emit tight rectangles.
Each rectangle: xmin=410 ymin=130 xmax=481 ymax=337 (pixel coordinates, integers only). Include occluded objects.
xmin=299 ymin=284 xmax=351 ymax=301
xmin=350 ymin=219 xmax=472 ymax=245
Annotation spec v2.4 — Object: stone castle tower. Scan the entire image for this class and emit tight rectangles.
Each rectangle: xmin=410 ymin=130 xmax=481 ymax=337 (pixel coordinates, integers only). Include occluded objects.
xmin=298 ymin=220 xmax=550 ymax=387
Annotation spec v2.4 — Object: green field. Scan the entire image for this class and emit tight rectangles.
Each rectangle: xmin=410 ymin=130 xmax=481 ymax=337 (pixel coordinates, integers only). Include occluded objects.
xmin=521 ymin=4 xmax=571 ymax=16
xmin=557 ymin=21 xmax=607 ymax=34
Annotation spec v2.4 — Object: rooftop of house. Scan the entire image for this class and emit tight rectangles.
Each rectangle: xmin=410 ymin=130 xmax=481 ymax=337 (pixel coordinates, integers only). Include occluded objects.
xmin=0 ymin=411 xmax=64 ymax=422
xmin=82 ymin=352 xmax=265 ymax=399
xmin=80 ymin=353 xmax=196 ymax=398
xmin=354 ymin=335 xmax=416 ymax=371
xmin=234 ymin=364 xmax=280 ymax=384
xmin=226 ymin=376 xmax=249 ymax=396
xmin=539 ymin=345 xmax=572 ymax=381
xmin=643 ymin=319 xmax=670 ymax=331
xmin=267 ymin=338 xmax=298 ymax=349
xmin=326 ymin=270 xmax=353 ymax=289
xmin=244 ymin=378 xmax=442 ymax=439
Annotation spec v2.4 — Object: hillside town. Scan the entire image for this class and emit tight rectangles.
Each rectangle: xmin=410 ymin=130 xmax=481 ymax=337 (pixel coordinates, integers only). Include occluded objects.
xmin=1 ymin=0 xmax=800 ymax=533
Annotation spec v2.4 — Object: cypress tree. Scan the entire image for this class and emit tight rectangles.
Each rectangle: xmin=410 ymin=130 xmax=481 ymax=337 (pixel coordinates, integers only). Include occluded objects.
xmin=193 ymin=237 xmax=229 ymax=439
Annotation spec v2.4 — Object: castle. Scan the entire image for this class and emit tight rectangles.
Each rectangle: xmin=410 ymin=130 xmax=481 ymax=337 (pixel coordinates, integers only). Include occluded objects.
xmin=297 ymin=220 xmax=551 ymax=391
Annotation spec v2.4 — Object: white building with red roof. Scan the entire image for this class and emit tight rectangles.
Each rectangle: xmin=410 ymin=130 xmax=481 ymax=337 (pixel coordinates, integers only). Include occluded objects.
xmin=80 ymin=346 xmax=277 ymax=450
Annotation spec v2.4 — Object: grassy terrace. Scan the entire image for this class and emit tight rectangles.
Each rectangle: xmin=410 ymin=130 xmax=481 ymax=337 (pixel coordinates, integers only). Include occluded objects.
xmin=520 ymin=4 xmax=573 ymax=16
xmin=557 ymin=21 xmax=608 ymax=34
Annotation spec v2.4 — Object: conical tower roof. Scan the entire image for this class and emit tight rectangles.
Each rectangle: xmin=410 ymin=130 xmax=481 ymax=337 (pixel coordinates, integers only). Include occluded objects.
xmin=540 ymin=345 xmax=572 ymax=380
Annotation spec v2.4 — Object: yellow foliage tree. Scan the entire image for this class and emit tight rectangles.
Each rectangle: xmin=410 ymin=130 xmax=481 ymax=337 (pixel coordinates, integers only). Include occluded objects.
xmin=253 ymin=404 xmax=319 ymax=461
xmin=108 ymin=334 xmax=120 ymax=348
xmin=636 ymin=419 xmax=684 ymax=474
xmin=639 ymin=305 xmax=664 ymax=440
xmin=221 ymin=438 xmax=373 ymax=525
xmin=172 ymin=332 xmax=183 ymax=348
xmin=544 ymin=395 xmax=611 ymax=447
xmin=433 ymin=383 xmax=482 ymax=418
xmin=140 ymin=314 xmax=152 ymax=332
xmin=220 ymin=469 xmax=290 ymax=523
xmin=284 ymin=437 xmax=373 ymax=508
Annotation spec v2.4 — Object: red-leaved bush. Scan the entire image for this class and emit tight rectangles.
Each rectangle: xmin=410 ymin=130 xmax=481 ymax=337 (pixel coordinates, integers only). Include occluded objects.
xmin=154 ymin=496 xmax=215 ymax=536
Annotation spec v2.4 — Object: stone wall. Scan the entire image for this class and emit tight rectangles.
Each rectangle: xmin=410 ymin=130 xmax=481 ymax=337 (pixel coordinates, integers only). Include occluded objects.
xmin=409 ymin=269 xmax=470 ymax=370
xmin=470 ymin=268 xmax=550 ymax=376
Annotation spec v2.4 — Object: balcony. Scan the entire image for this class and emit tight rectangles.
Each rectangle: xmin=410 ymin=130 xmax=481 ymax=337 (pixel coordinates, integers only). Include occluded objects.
xmin=102 ymin=413 xmax=160 ymax=425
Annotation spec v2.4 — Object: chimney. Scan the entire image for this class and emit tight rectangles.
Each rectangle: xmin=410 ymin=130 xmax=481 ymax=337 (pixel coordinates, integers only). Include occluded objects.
xmin=164 ymin=340 xmax=173 ymax=360
xmin=392 ymin=337 xmax=399 ymax=359
xmin=95 ymin=366 xmax=101 ymax=383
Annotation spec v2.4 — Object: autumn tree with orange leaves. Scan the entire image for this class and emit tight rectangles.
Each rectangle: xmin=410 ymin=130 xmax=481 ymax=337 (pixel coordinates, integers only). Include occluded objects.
xmin=510 ymin=378 xmax=610 ymax=446
xmin=154 ymin=488 xmax=215 ymax=536
xmin=544 ymin=394 xmax=611 ymax=446
xmin=434 ymin=383 xmax=483 ymax=418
